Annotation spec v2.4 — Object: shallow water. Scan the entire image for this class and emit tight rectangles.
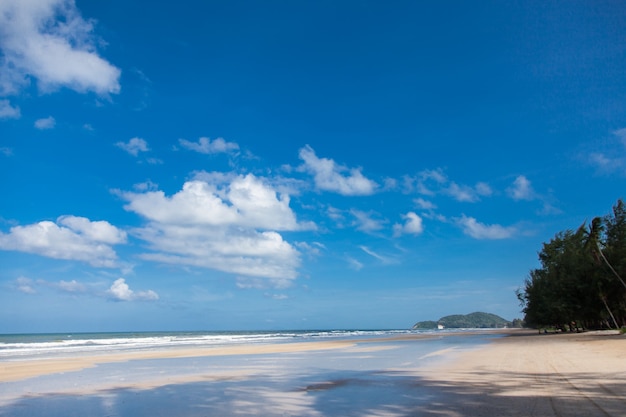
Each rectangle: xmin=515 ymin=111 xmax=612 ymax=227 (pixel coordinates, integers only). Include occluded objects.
xmin=0 ymin=332 xmax=503 ymax=416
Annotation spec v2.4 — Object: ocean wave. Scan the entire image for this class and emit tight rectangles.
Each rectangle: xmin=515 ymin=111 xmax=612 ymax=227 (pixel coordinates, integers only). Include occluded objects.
xmin=0 ymin=329 xmax=423 ymax=359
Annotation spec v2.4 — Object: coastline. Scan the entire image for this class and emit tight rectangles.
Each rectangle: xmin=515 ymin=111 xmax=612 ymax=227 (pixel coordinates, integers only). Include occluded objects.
xmin=0 ymin=330 xmax=492 ymax=383
xmin=1 ymin=329 xmax=624 ymax=416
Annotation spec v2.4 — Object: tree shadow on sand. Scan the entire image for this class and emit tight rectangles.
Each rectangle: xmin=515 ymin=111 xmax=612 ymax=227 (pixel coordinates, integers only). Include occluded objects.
xmin=2 ymin=368 xmax=625 ymax=417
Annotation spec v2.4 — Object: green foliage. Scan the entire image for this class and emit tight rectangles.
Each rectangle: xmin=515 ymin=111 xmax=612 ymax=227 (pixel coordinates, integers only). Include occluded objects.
xmin=411 ymin=320 xmax=439 ymax=329
xmin=518 ymin=199 xmax=626 ymax=330
xmin=511 ymin=318 xmax=525 ymax=328
xmin=412 ymin=312 xmax=511 ymax=329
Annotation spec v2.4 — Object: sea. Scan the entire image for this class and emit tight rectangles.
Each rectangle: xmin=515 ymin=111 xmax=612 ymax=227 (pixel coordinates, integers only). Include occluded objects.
xmin=0 ymin=329 xmax=474 ymax=361
xmin=1 ymin=329 xmax=507 ymax=416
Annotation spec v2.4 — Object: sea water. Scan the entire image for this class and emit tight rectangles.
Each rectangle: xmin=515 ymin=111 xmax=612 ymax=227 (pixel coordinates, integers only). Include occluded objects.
xmin=0 ymin=329 xmax=506 ymax=416
xmin=0 ymin=329 xmax=486 ymax=360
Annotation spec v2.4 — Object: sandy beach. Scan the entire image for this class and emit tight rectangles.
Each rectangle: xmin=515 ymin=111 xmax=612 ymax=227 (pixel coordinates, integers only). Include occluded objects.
xmin=1 ymin=330 xmax=624 ymax=416
xmin=418 ymin=330 xmax=626 ymax=416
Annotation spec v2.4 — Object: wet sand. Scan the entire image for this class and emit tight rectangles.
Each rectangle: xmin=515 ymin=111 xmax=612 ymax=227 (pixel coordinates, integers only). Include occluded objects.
xmin=1 ymin=330 xmax=624 ymax=416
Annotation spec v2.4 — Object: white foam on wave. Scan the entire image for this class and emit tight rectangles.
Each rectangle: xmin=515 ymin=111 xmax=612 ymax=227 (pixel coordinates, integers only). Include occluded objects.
xmin=0 ymin=329 xmax=425 ymax=360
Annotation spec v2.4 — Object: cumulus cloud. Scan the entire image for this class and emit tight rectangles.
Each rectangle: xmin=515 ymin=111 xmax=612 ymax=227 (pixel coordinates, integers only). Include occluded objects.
xmin=299 ymin=145 xmax=377 ymax=196
xmin=0 ymin=0 xmax=121 ymax=96
xmin=34 ymin=116 xmax=55 ymax=129
xmin=0 ymin=215 xmax=126 ymax=267
xmin=121 ymin=174 xmax=311 ymax=231
xmin=457 ymin=215 xmax=516 ymax=239
xmin=116 ymin=137 xmax=150 ymax=156
xmin=178 ymin=137 xmax=239 ymax=154
xmin=120 ymin=173 xmax=311 ymax=285
xmin=11 ymin=276 xmax=158 ymax=301
xmin=507 ymin=175 xmax=535 ymax=201
xmin=107 ymin=278 xmax=158 ymax=301
xmin=393 ymin=212 xmax=424 ymax=237
xmin=0 ymin=99 xmax=20 ymax=119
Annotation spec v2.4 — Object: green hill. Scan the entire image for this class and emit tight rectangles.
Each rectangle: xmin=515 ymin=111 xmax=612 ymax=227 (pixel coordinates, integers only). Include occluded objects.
xmin=412 ymin=312 xmax=511 ymax=329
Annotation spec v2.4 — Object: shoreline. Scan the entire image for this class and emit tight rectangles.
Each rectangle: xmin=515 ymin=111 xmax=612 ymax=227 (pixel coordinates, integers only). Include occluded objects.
xmin=0 ymin=330 xmax=504 ymax=383
xmin=2 ymin=329 xmax=624 ymax=416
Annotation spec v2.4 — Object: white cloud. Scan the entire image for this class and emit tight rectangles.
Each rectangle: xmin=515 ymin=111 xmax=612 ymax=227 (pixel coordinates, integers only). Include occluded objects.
xmin=584 ymin=129 xmax=626 ymax=175
xmin=14 ymin=276 xmax=36 ymax=294
xmin=420 ymin=169 xmax=447 ymax=184
xmin=350 ymin=209 xmax=385 ymax=233
xmin=393 ymin=212 xmax=424 ymax=237
xmin=327 ymin=206 xmax=346 ymax=224
xmin=120 ymin=174 xmax=310 ymax=285
xmin=116 ymin=137 xmax=150 ymax=156
xmin=107 ymin=278 xmax=158 ymax=301
xmin=145 ymin=157 xmax=163 ymax=165
xmin=133 ymin=180 xmax=159 ymax=192
xmin=507 ymin=175 xmax=535 ymax=201
xmin=57 ymin=215 xmax=127 ymax=244
xmin=178 ymin=137 xmax=239 ymax=154
xmin=236 ymin=275 xmax=293 ymax=290
xmin=457 ymin=215 xmax=516 ymax=239
xmin=588 ymin=152 xmax=616 ymax=170
xmin=122 ymin=174 xmax=310 ymax=231
xmin=34 ymin=116 xmax=55 ymax=129
xmin=445 ymin=181 xmax=492 ymax=202
xmin=0 ymin=99 xmax=20 ymax=119
xmin=347 ymin=257 xmax=364 ymax=271
xmin=445 ymin=182 xmax=478 ymax=202
xmin=406 ymin=169 xmax=490 ymax=202
xmin=1 ymin=147 xmax=13 ymax=156
xmin=137 ymin=227 xmax=300 ymax=281
xmin=614 ymin=127 xmax=626 ymax=145
xmin=475 ymin=182 xmax=493 ymax=196
xmin=56 ymin=279 xmax=86 ymax=293
xmin=359 ymin=245 xmax=396 ymax=264
xmin=0 ymin=0 xmax=121 ymax=96
xmin=414 ymin=198 xmax=436 ymax=210
xmin=299 ymin=145 xmax=377 ymax=196
xmin=295 ymin=241 xmax=324 ymax=257
xmin=12 ymin=277 xmax=158 ymax=300
xmin=266 ymin=293 xmax=288 ymax=300
xmin=0 ymin=215 xmax=126 ymax=267
xmin=404 ymin=169 xmax=446 ymax=195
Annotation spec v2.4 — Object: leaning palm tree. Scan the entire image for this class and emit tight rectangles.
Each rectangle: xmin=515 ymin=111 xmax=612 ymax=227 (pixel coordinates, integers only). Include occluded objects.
xmin=586 ymin=216 xmax=626 ymax=291
xmin=581 ymin=218 xmax=622 ymax=328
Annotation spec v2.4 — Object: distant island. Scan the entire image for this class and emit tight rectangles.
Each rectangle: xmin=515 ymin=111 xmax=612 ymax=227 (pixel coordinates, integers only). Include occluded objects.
xmin=412 ymin=312 xmax=521 ymax=329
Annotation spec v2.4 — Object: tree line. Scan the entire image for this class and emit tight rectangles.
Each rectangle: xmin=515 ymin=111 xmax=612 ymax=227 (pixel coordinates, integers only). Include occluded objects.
xmin=517 ymin=199 xmax=626 ymax=330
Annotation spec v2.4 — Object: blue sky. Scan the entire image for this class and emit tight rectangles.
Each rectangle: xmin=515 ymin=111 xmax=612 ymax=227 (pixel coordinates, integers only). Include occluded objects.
xmin=1 ymin=0 xmax=625 ymax=332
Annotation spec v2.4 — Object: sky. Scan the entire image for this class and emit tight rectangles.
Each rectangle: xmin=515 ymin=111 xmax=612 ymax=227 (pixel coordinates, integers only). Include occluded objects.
xmin=1 ymin=0 xmax=626 ymax=333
